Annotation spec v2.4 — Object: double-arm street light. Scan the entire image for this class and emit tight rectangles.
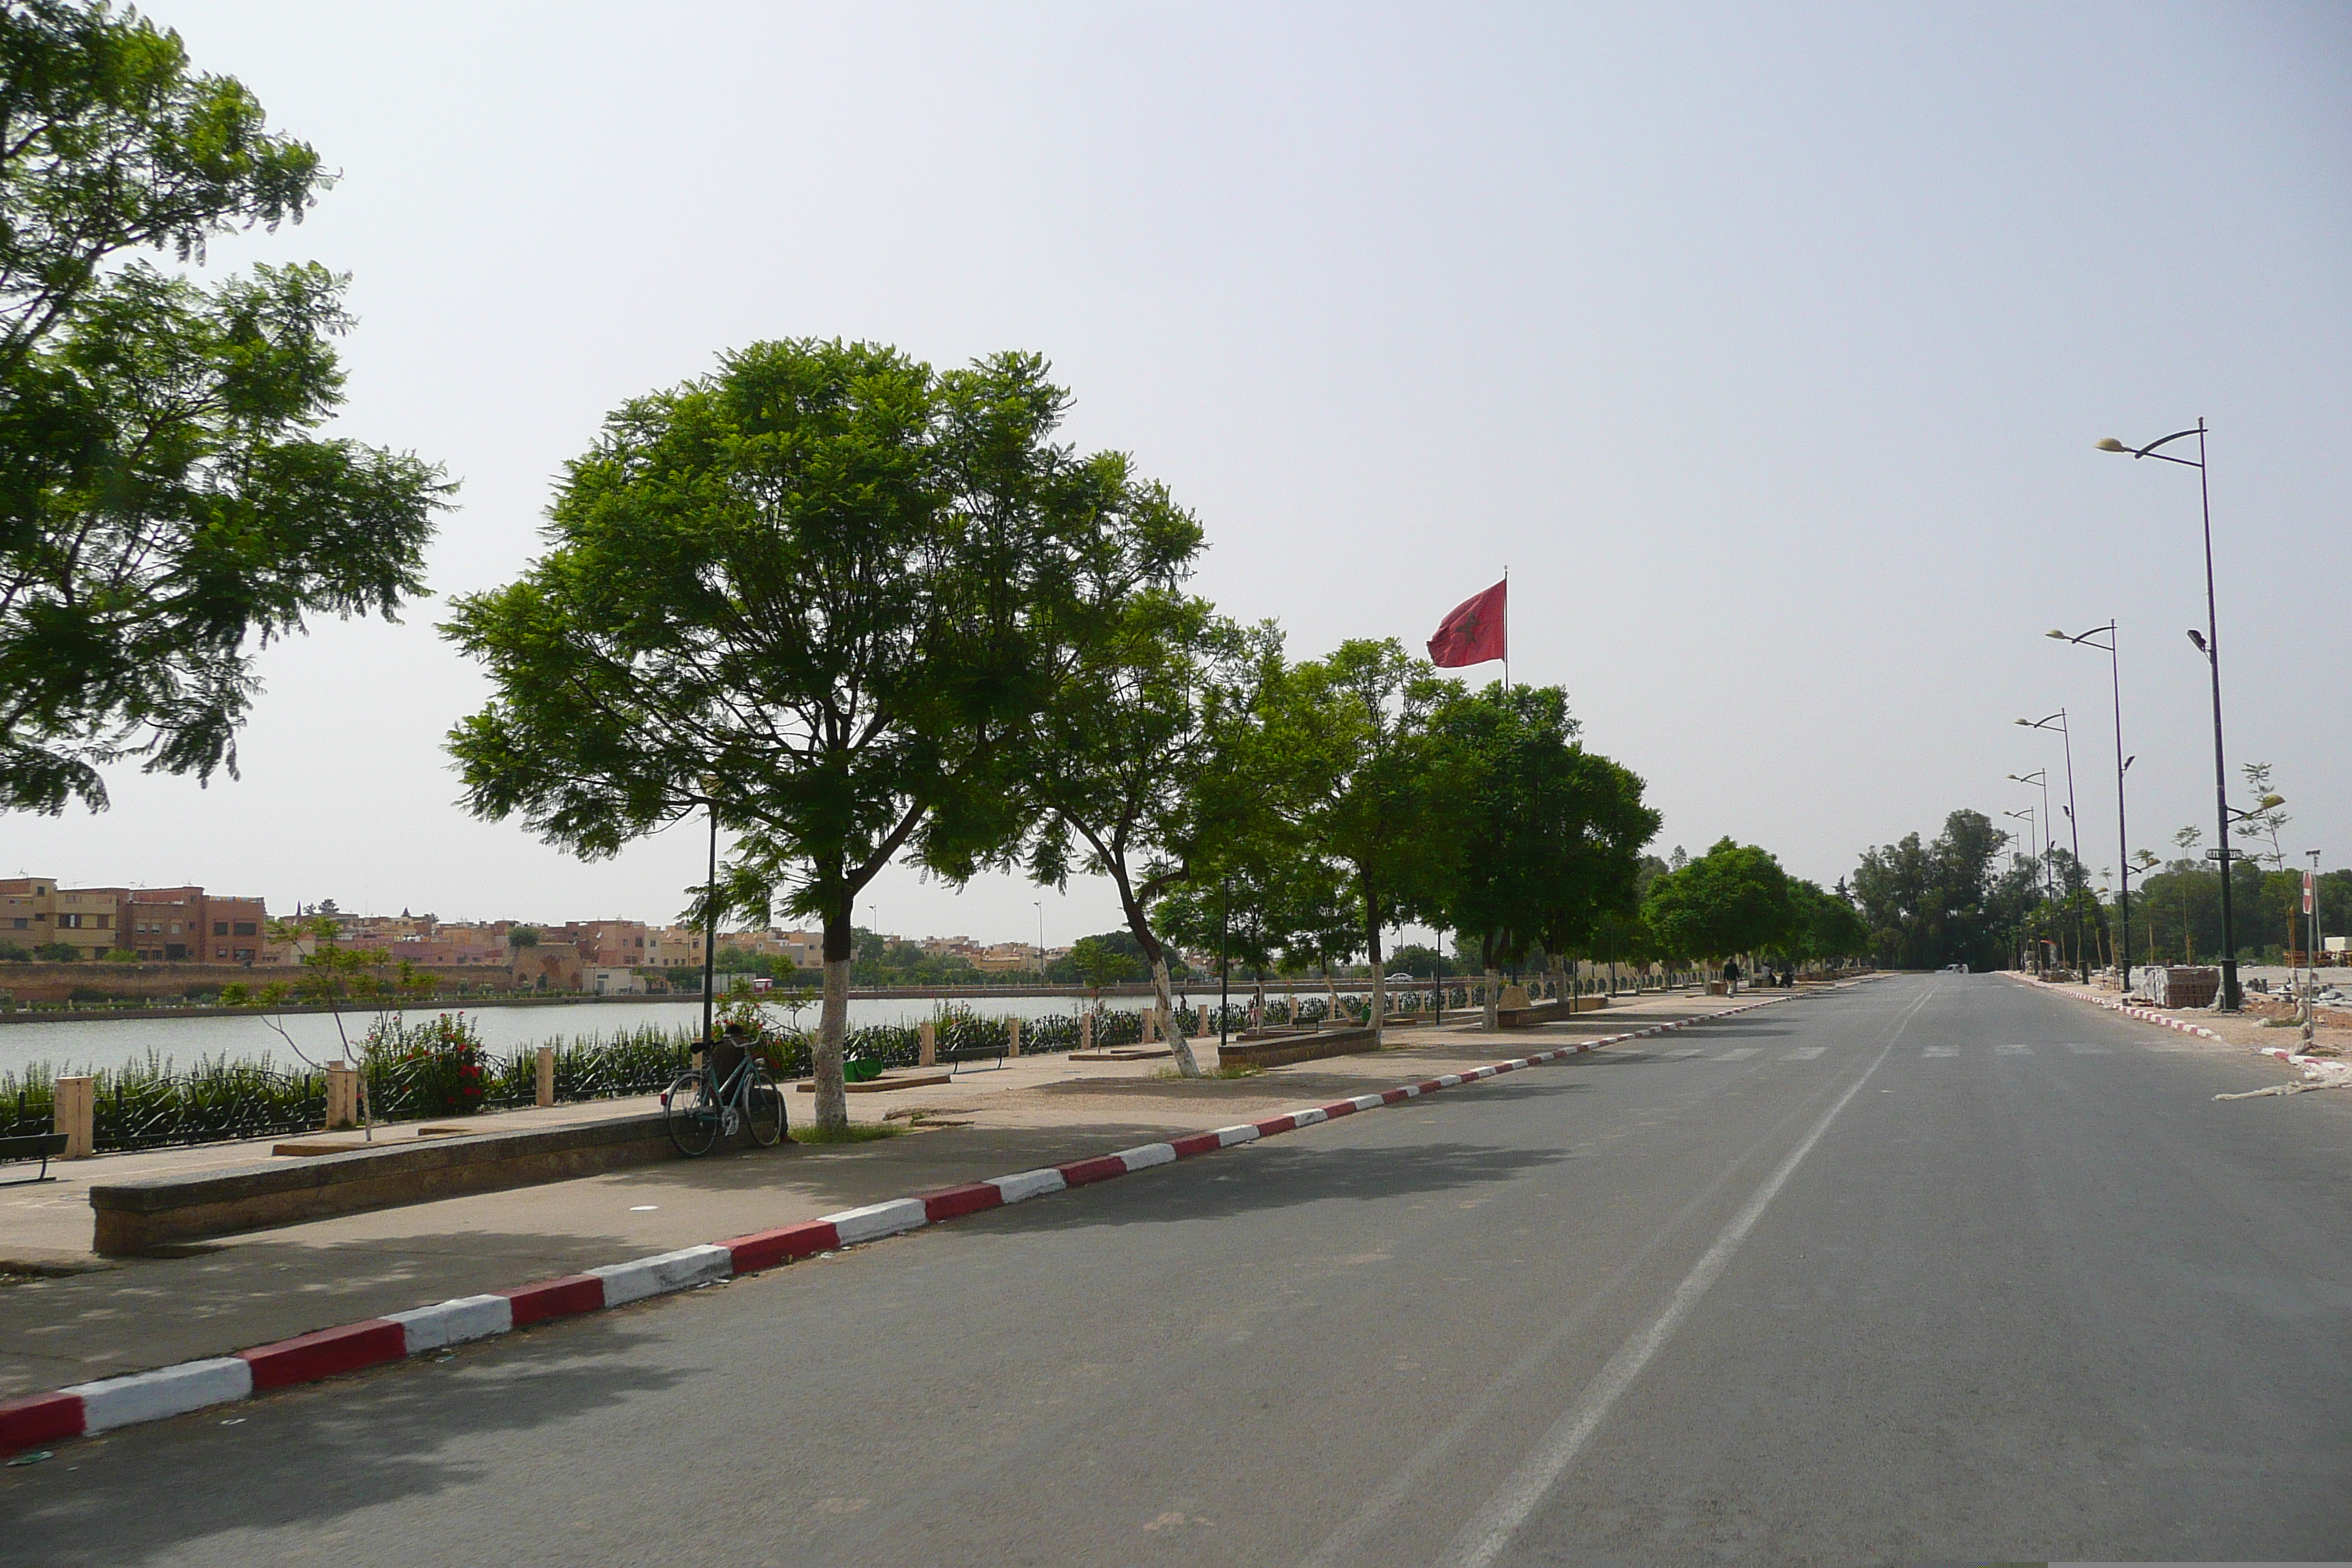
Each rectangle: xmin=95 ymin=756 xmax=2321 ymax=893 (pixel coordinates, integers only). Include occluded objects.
xmin=2095 ymin=421 xmax=2249 ymax=1007
xmin=2016 ymin=712 xmax=2087 ymax=982
xmin=2048 ymin=623 xmax=2136 ymax=993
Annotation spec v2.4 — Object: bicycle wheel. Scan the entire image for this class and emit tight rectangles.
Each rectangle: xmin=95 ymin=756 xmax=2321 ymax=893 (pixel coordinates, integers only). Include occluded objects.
xmin=744 ymin=1072 xmax=785 ymax=1147
xmin=663 ymin=1070 xmax=720 ymax=1157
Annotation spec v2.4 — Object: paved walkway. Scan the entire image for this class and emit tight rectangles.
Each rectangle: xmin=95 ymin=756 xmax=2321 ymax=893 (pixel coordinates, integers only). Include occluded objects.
xmin=0 ymin=989 xmax=1763 ymax=1399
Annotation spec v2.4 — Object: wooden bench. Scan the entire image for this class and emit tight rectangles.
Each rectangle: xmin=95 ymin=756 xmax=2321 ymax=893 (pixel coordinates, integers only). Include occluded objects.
xmin=0 ymin=1131 xmax=68 ymax=1184
xmin=941 ymin=1036 xmax=1007 ymax=1074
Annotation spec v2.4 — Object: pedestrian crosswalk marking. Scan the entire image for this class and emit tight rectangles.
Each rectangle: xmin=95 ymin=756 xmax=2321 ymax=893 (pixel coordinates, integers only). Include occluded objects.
xmin=1714 ymin=1047 xmax=1757 ymax=1060
xmin=2062 ymin=1042 xmax=2110 ymax=1055
xmin=1781 ymin=1047 xmax=1825 ymax=1060
xmin=1997 ymin=1044 xmax=2034 ymax=1055
xmin=1922 ymin=1047 xmax=1958 ymax=1057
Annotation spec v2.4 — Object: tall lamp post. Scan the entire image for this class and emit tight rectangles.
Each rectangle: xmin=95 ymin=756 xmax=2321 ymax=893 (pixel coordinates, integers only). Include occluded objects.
xmin=2049 ymin=624 xmax=2136 ymax=994
xmin=2004 ymin=807 xmax=2040 ymax=972
xmin=2016 ymin=712 xmax=2087 ymax=982
xmin=2095 ymin=421 xmax=2250 ymax=1007
xmin=2009 ymin=768 xmax=2054 ymax=899
xmin=1033 ymin=900 xmax=1044 ymax=990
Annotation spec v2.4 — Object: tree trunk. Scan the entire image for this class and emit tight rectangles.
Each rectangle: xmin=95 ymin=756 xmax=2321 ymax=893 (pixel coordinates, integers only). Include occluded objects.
xmin=1362 ymin=881 xmax=1385 ymax=1045
xmin=814 ymin=908 xmax=852 ymax=1130
xmin=1483 ymin=968 xmax=1501 ymax=1031
xmin=1150 ymin=954 xmax=1202 ymax=1076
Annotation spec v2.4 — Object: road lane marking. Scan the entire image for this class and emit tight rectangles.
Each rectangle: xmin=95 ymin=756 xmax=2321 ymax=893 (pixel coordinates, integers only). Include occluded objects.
xmin=1713 ymin=1048 xmax=1757 ymax=1061
xmin=2062 ymin=1043 xmax=2110 ymax=1055
xmin=1431 ymin=985 xmax=1930 ymax=1568
xmin=1997 ymin=1044 xmax=2034 ymax=1055
xmin=1780 ymin=1047 xmax=1825 ymax=1060
xmin=1922 ymin=1047 xmax=1957 ymax=1058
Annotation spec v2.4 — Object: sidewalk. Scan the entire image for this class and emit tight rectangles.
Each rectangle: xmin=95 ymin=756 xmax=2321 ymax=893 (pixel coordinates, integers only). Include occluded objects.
xmin=2033 ymin=978 xmax=2350 ymax=1062
xmin=0 ymin=989 xmax=1779 ymax=1401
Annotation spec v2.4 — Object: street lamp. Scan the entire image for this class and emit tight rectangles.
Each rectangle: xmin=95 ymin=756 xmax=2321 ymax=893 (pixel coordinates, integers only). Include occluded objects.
xmin=2004 ymin=807 xmax=2040 ymax=972
xmin=2049 ymin=624 xmax=2136 ymax=994
xmin=2008 ymin=769 xmax=2054 ymax=898
xmin=2016 ymin=712 xmax=2087 ymax=982
xmin=2097 ymin=421 xmax=2247 ymax=1007
xmin=1033 ymin=900 xmax=1044 ymax=990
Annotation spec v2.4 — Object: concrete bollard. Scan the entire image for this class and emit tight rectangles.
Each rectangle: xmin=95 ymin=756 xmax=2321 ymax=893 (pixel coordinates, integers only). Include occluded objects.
xmin=535 ymin=1045 xmax=555 ymax=1108
xmin=1008 ymin=1018 xmax=1022 ymax=1059
xmin=1196 ymin=1003 xmax=1210 ymax=1036
xmin=919 ymin=1020 xmax=937 ymax=1068
xmin=1081 ymin=1011 xmax=1094 ymax=1052
xmin=54 ymin=1074 xmax=94 ymax=1159
xmin=325 ymin=1062 xmax=361 ymax=1131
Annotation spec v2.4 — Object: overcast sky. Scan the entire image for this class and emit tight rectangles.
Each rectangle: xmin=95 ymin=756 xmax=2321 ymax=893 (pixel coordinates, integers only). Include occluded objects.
xmin=7 ymin=1 xmax=2348 ymax=950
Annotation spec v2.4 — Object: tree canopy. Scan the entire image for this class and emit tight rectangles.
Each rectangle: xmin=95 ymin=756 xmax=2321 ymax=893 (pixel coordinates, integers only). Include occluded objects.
xmin=1 ymin=1 xmax=447 ymax=814
xmin=1641 ymin=837 xmax=1795 ymax=962
xmin=444 ymin=339 xmax=1195 ymax=1124
xmin=1426 ymin=682 xmax=1659 ymax=975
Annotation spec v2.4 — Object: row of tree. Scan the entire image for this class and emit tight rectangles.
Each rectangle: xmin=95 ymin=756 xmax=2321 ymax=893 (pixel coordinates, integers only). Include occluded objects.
xmin=0 ymin=12 xmax=1877 ymax=1135
xmin=1850 ymin=806 xmax=2348 ymax=974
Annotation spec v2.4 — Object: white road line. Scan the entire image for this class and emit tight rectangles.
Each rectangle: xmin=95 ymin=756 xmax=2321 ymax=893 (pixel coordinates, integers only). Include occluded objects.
xmin=1713 ymin=1048 xmax=1757 ymax=1061
xmin=1997 ymin=1044 xmax=2034 ymax=1055
xmin=1432 ymin=986 xmax=1929 ymax=1568
xmin=2062 ymin=1042 xmax=2110 ymax=1055
xmin=1922 ymin=1047 xmax=1958 ymax=1058
xmin=1780 ymin=1046 xmax=1825 ymax=1060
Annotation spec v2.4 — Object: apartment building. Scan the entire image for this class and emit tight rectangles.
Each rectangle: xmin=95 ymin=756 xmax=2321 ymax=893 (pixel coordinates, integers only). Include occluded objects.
xmin=649 ymin=926 xmax=708 ymax=969
xmin=0 ymin=878 xmax=128 ymax=961
xmin=557 ymin=920 xmax=654 ymax=969
xmin=128 ymin=887 xmax=268 ymax=963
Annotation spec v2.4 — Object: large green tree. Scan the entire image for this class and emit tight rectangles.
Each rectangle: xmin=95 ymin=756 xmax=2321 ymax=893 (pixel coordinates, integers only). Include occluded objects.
xmin=445 ymin=340 xmax=1191 ymax=1128
xmin=1259 ymin=639 xmax=1465 ymax=1039
xmin=1850 ymin=809 xmax=2038 ymax=971
xmin=1643 ymin=837 xmax=1795 ymax=968
xmin=963 ymin=592 xmax=1251 ymax=1077
xmin=1 ymin=1 xmax=448 ymax=813
xmin=1425 ymin=682 xmax=1659 ymax=1015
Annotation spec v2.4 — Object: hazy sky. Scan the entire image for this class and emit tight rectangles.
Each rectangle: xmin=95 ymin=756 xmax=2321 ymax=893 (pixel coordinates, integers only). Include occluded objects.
xmin=7 ymin=1 xmax=2348 ymax=950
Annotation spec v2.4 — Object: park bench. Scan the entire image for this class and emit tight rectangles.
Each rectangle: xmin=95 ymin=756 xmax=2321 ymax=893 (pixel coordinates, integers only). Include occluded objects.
xmin=0 ymin=1131 xmax=68 ymax=1184
xmin=941 ymin=1035 xmax=1007 ymax=1074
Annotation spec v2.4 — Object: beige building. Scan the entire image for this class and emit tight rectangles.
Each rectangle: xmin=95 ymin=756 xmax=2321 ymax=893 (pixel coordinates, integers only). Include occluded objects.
xmin=649 ymin=926 xmax=709 ymax=969
xmin=0 ymin=878 xmax=128 ymax=961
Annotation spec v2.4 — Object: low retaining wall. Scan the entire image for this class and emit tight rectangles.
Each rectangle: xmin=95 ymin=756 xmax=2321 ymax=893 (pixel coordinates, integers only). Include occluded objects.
xmin=1216 ymin=1027 xmax=1382 ymax=1070
xmin=1497 ymin=995 xmax=1609 ymax=1028
xmin=86 ymin=1113 xmax=733 ymax=1254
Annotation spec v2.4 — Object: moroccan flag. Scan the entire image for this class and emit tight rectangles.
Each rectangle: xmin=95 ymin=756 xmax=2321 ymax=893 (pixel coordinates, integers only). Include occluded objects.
xmin=1428 ymin=579 xmax=1507 ymax=668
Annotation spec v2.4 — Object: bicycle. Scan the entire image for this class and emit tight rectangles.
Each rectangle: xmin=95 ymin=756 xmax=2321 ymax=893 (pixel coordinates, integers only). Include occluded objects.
xmin=661 ymin=1041 xmax=786 ymax=1156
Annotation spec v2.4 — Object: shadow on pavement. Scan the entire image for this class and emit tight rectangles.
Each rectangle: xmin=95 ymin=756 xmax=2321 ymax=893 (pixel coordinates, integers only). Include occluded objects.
xmin=0 ymin=1315 xmax=686 ymax=1568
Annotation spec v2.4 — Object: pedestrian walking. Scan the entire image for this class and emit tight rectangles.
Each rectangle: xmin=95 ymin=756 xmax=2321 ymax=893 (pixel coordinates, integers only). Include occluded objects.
xmin=1723 ymin=960 xmax=1741 ymax=995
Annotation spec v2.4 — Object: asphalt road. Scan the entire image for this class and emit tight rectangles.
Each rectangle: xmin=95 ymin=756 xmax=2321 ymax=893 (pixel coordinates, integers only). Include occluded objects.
xmin=7 ymin=975 xmax=2348 ymax=1565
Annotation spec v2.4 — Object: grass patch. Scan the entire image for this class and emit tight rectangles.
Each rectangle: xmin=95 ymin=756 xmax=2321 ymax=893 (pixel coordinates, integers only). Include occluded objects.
xmin=788 ymin=1121 xmax=905 ymax=1145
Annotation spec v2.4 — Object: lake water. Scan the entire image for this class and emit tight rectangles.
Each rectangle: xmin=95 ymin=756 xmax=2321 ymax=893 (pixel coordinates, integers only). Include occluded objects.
xmin=0 ymin=992 xmax=1170 ymax=1081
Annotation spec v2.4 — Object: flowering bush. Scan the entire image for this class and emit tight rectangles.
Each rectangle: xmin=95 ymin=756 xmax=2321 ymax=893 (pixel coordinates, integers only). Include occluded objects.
xmin=368 ymin=1011 xmax=489 ymax=1117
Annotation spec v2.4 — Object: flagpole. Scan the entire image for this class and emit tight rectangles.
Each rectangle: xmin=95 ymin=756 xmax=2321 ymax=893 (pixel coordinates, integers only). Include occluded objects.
xmin=1501 ymin=565 xmax=1509 ymax=690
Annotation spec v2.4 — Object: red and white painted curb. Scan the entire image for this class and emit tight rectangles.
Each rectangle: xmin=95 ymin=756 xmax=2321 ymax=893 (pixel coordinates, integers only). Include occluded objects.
xmin=0 ymin=993 xmax=1805 ymax=1455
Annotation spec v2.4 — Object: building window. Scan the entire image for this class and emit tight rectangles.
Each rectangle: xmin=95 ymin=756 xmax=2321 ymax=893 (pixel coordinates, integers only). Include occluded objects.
xmin=233 ymin=922 xmax=257 ymax=937
xmin=10 ymin=919 xmax=24 ymax=930
xmin=216 ymin=947 xmax=227 ymax=959
xmin=214 ymin=921 xmax=228 ymax=935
